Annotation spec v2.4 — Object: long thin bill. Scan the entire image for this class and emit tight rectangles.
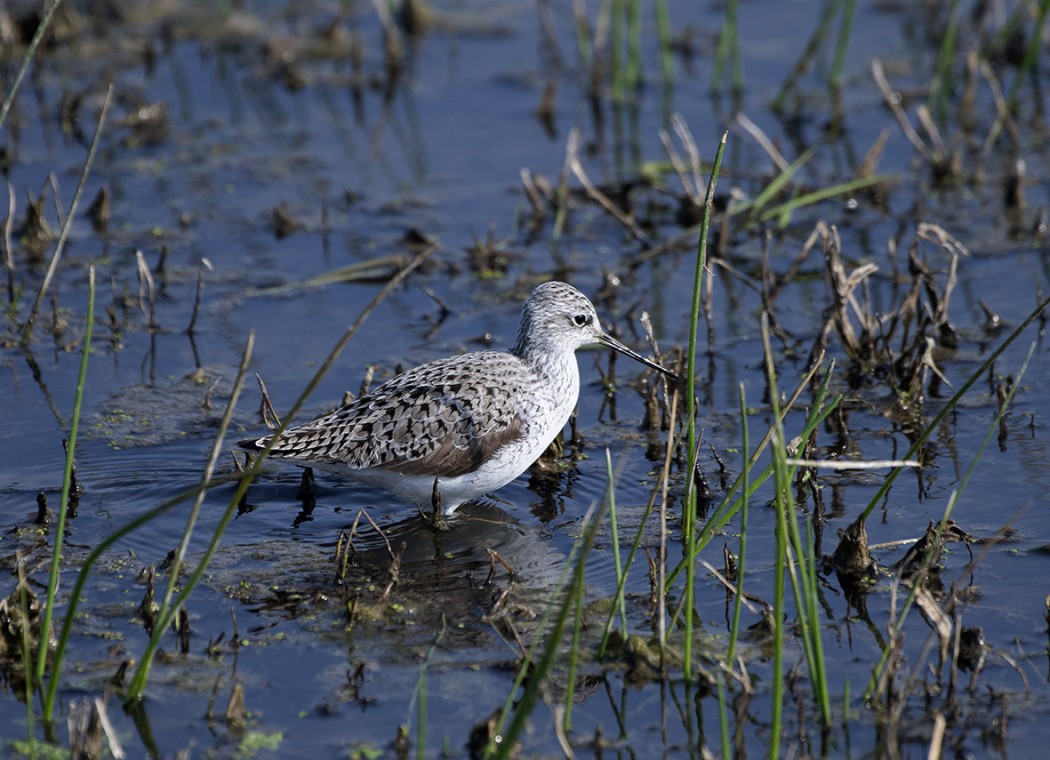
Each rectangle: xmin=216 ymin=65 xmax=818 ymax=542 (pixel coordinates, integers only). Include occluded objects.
xmin=597 ymin=332 xmax=679 ymax=381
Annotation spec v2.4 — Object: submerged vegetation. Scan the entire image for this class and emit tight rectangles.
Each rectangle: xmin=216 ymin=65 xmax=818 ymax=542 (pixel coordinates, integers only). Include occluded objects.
xmin=2 ymin=0 xmax=1050 ymax=757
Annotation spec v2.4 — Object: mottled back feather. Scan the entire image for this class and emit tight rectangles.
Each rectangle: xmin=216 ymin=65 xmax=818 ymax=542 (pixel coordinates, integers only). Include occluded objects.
xmin=243 ymin=352 xmax=531 ymax=477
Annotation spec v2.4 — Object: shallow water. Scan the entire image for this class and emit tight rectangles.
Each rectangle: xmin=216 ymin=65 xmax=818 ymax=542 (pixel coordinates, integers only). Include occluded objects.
xmin=4 ymin=0 xmax=1050 ymax=757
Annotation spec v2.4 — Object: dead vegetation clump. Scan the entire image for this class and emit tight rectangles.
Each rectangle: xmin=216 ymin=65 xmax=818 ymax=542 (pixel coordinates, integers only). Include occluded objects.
xmin=808 ymin=220 xmax=968 ymax=412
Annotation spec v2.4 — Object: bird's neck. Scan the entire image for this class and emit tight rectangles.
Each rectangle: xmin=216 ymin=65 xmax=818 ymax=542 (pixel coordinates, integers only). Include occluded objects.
xmin=513 ymin=340 xmax=579 ymax=387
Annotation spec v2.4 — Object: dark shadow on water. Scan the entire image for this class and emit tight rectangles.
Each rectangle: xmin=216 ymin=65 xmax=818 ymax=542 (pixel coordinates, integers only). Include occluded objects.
xmin=215 ymin=499 xmax=567 ymax=653
xmin=334 ymin=499 xmax=566 ymax=596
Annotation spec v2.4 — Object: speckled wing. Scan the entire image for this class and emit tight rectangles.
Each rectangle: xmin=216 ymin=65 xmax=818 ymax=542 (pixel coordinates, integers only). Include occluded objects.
xmin=242 ymin=353 xmax=528 ymax=477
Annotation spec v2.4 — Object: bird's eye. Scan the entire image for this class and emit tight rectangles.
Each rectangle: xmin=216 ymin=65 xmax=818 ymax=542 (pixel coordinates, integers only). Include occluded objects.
xmin=572 ymin=313 xmax=591 ymax=327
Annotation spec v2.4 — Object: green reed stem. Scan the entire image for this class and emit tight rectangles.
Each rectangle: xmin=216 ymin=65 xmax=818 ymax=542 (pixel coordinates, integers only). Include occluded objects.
xmin=829 ymin=0 xmax=856 ymax=92
xmin=124 ymin=331 xmax=254 ymax=701
xmin=771 ymin=0 xmax=841 ymax=113
xmin=572 ymin=0 xmax=591 ymax=69
xmin=412 ymin=615 xmax=445 ymax=760
xmin=927 ymin=0 xmax=961 ymax=121
xmin=489 ymin=498 xmax=605 ymax=759
xmin=611 ymin=0 xmax=625 ymax=103
xmin=563 ymin=551 xmax=586 ymax=732
xmin=718 ymin=383 xmax=751 ymax=760
xmin=0 ymin=0 xmax=65 ymax=131
xmin=681 ymin=130 xmax=727 ymax=680
xmin=763 ymin=315 xmax=832 ymax=726
xmin=860 ymin=294 xmax=1050 ymax=523
xmin=866 ymin=338 xmax=1038 ymax=704
xmin=654 ymin=0 xmax=674 ymax=86
xmin=727 ymin=384 xmax=750 ymax=667
xmin=802 ymin=517 xmax=830 ymax=719
xmin=43 ymin=477 xmax=227 ymax=719
xmin=34 ymin=267 xmax=94 ymax=688
xmin=1006 ymin=0 xmax=1050 ymax=108
xmin=726 ymin=386 xmax=751 ymax=659
xmin=597 ymin=465 xmax=662 ymax=657
xmin=665 ymin=363 xmax=837 ymax=593
xmin=596 ymin=409 xmax=676 ymax=655
xmin=605 ymin=450 xmax=628 ymax=634
xmin=712 ymin=0 xmax=743 ymax=97
xmin=626 ymin=0 xmax=642 ymax=95
xmin=761 ymin=316 xmax=787 ymax=759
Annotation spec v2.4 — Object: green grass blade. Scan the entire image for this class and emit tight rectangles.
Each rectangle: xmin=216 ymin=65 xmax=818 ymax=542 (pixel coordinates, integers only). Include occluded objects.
xmin=124 ymin=331 xmax=255 ymax=700
xmin=860 ymin=294 xmax=1050 ymax=522
xmin=562 ymin=555 xmax=586 ymax=732
xmin=43 ymin=478 xmax=226 ymax=720
xmin=927 ymin=0 xmax=961 ymax=120
xmin=489 ymin=498 xmax=605 ymax=758
xmin=654 ymin=0 xmax=674 ymax=86
xmin=727 ymin=384 xmax=750 ymax=668
xmin=1006 ymin=0 xmax=1050 ymax=108
xmin=34 ymin=266 xmax=95 ymax=687
xmin=743 ymin=147 xmax=817 ymax=218
xmin=411 ymin=615 xmax=446 ymax=760
xmin=829 ymin=0 xmax=856 ymax=91
xmin=665 ymin=363 xmax=838 ymax=591
xmin=605 ymin=450 xmax=628 ymax=634
xmin=718 ymin=382 xmax=751 ymax=760
xmin=682 ymin=131 xmax=728 ymax=680
xmin=762 ymin=315 xmax=787 ymax=760
xmin=865 ymin=337 xmax=1039 ymax=703
xmin=0 ymin=0 xmax=66 ymax=131
xmin=754 ymin=174 xmax=892 ymax=225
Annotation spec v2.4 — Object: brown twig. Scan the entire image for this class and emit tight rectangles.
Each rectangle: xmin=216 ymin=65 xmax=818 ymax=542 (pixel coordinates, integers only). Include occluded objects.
xmin=21 ymin=84 xmax=114 ymax=344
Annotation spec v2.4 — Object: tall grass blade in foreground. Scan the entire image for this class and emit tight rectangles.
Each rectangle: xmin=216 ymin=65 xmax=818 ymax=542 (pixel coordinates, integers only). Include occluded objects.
xmin=605 ymin=450 xmax=629 ymax=634
xmin=717 ymin=383 xmax=751 ymax=759
xmin=666 ymin=356 xmax=834 ymax=590
xmin=123 ymin=331 xmax=256 ymax=700
xmin=764 ymin=318 xmax=831 ymax=726
xmin=682 ymin=131 xmax=727 ymax=678
xmin=34 ymin=267 xmax=95 ymax=687
xmin=410 ymin=615 xmax=446 ymax=759
xmin=488 ymin=497 xmax=605 ymax=758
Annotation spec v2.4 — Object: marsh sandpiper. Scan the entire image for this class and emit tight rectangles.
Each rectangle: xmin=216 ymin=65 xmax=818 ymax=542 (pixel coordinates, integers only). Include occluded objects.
xmin=239 ymin=281 xmax=676 ymax=514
